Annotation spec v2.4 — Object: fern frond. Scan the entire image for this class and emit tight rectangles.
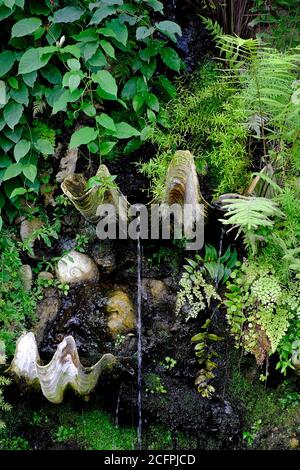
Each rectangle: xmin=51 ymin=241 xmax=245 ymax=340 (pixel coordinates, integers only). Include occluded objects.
xmin=220 ymin=196 xmax=284 ymax=232
xmin=251 ymin=170 xmax=283 ymax=195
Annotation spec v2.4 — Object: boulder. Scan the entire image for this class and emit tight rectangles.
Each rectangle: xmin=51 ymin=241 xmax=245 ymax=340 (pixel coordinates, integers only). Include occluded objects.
xmin=20 ymin=264 xmax=33 ymax=291
xmin=105 ymin=289 xmax=136 ymax=337
xmin=90 ymin=240 xmax=116 ymax=275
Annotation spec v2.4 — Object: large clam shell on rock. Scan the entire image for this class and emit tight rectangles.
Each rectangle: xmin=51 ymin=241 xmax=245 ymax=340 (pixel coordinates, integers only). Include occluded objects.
xmin=8 ymin=332 xmax=116 ymax=404
xmin=61 ymin=164 xmax=128 ymax=224
xmin=161 ymin=150 xmax=208 ymax=237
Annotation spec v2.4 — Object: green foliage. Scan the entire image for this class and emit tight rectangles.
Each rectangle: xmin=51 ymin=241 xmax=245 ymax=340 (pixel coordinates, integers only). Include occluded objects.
xmin=147 ymin=244 xmax=180 ymax=272
xmin=85 ymin=174 xmax=118 ymax=203
xmin=250 ymin=0 xmax=300 ymax=50
xmin=229 ymin=358 xmax=300 ymax=441
xmin=278 ymin=391 xmax=300 ymax=410
xmin=0 ymin=0 xmax=183 ymax=229
xmin=0 ymin=435 xmax=29 ymax=450
xmin=54 ymin=425 xmax=76 ymax=443
xmin=32 ymin=121 xmax=56 ymax=155
xmin=213 ymin=33 xmax=300 ymax=170
xmin=176 ymin=259 xmax=220 ymax=321
xmin=192 ymin=318 xmax=223 ymax=399
xmin=224 ymin=261 xmax=299 ymax=365
xmin=145 ymin=373 xmax=167 ymax=395
xmin=20 ymin=215 xmax=61 ymax=257
xmin=242 ymin=419 xmax=262 ymax=446
xmin=257 ymin=181 xmax=300 ymax=283
xmin=220 ymin=196 xmax=284 ymax=254
xmin=75 ymin=409 xmax=135 ymax=450
xmin=0 ymin=376 xmax=12 ymax=431
xmin=196 ymin=243 xmax=237 ymax=285
xmin=141 ymin=62 xmax=251 ymax=198
xmin=276 ymin=317 xmax=300 ymax=375
xmin=0 ymin=231 xmax=36 ymax=356
xmin=74 ymin=234 xmax=89 ymax=253
xmin=161 ymin=356 xmax=177 ymax=370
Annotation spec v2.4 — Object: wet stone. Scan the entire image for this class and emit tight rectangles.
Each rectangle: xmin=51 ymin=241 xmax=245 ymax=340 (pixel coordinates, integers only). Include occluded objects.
xmin=39 ymin=285 xmax=111 ymax=366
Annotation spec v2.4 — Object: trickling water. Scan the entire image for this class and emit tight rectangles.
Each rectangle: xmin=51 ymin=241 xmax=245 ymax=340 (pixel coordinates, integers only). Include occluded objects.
xmin=137 ymin=236 xmax=143 ymax=450
xmin=218 ymin=228 xmax=225 ymax=260
xmin=215 ymin=228 xmax=225 ymax=288
xmin=115 ymin=385 xmax=122 ymax=428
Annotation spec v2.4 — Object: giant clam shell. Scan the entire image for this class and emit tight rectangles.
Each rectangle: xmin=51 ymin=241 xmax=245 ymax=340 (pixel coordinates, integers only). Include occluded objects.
xmin=9 ymin=332 xmax=116 ymax=404
xmin=61 ymin=164 xmax=128 ymax=224
xmin=161 ymin=150 xmax=208 ymax=237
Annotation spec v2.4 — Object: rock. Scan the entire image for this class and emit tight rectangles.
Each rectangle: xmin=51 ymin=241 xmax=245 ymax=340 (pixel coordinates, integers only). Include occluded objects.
xmin=290 ymin=437 xmax=299 ymax=449
xmin=56 ymin=250 xmax=99 ymax=285
xmin=148 ymin=279 xmax=168 ymax=304
xmin=105 ymin=289 xmax=136 ymax=337
xmin=39 ymin=285 xmax=111 ymax=364
xmin=56 ymin=147 xmax=78 ymax=183
xmin=142 ymin=279 xmax=176 ymax=320
xmin=34 ymin=287 xmax=60 ymax=346
xmin=38 ymin=272 xmax=54 ymax=281
xmin=20 ymin=218 xmax=43 ymax=254
xmin=20 ymin=264 xmax=33 ymax=291
xmin=90 ymin=241 xmax=116 ymax=274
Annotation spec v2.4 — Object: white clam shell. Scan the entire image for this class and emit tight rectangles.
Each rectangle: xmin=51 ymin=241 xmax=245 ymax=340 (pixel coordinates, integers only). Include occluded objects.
xmin=9 ymin=332 xmax=116 ymax=404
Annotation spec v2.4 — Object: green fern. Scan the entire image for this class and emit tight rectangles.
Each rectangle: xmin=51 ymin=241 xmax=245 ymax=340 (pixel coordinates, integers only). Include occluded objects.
xmin=219 ymin=196 xmax=284 ymax=253
xmin=200 ymin=16 xmax=224 ymax=39
xmin=0 ymin=376 xmax=12 ymax=430
xmin=214 ymin=33 xmax=300 ymax=161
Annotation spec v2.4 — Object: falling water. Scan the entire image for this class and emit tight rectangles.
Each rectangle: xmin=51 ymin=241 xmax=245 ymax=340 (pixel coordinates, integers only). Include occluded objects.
xmin=137 ymin=235 xmax=143 ymax=450
xmin=218 ymin=228 xmax=225 ymax=260
xmin=115 ymin=385 xmax=122 ymax=428
xmin=215 ymin=228 xmax=225 ymax=288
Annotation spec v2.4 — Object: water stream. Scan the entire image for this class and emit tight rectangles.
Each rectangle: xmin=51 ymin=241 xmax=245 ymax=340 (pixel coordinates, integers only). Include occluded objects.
xmin=115 ymin=385 xmax=122 ymax=428
xmin=137 ymin=236 xmax=143 ymax=450
xmin=215 ymin=228 xmax=225 ymax=289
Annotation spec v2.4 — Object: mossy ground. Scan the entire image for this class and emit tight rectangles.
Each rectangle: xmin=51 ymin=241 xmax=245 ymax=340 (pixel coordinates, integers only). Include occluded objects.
xmin=228 ymin=351 xmax=300 ymax=447
xmin=0 ymin=396 xmax=192 ymax=450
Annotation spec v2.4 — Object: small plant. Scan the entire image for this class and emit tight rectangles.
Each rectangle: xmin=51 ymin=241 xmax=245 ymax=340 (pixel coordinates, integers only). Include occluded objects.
xmin=20 ymin=216 xmax=61 ymax=257
xmin=196 ymin=244 xmax=238 ymax=285
xmin=75 ymin=234 xmax=89 ymax=253
xmin=54 ymin=425 xmax=76 ymax=443
xmin=161 ymin=357 xmax=177 ymax=370
xmin=0 ymin=436 xmax=29 ymax=451
xmin=176 ymin=259 xmax=220 ymax=321
xmin=115 ymin=334 xmax=126 ymax=348
xmin=86 ymin=174 xmax=118 ymax=201
xmin=192 ymin=318 xmax=223 ymax=399
xmin=224 ymin=261 xmax=299 ymax=366
xmin=145 ymin=374 xmax=167 ymax=395
xmin=279 ymin=391 xmax=300 ymax=410
xmin=57 ymin=282 xmax=70 ymax=297
xmin=0 ymin=376 xmax=12 ymax=431
xmin=0 ymin=231 xmax=36 ymax=355
xmin=243 ymin=419 xmax=262 ymax=446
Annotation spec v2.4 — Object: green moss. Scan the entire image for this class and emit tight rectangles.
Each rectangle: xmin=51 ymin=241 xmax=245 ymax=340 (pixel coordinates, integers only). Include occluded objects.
xmin=229 ymin=354 xmax=300 ymax=433
xmin=72 ymin=409 xmax=136 ymax=450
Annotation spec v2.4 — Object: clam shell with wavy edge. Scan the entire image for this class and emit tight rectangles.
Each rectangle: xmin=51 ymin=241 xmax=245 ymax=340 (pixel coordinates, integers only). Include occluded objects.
xmin=8 ymin=332 xmax=116 ymax=404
